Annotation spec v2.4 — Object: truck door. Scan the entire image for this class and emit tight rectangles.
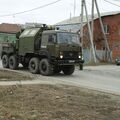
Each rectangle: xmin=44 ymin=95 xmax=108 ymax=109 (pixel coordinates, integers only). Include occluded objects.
xmin=41 ymin=34 xmax=56 ymax=56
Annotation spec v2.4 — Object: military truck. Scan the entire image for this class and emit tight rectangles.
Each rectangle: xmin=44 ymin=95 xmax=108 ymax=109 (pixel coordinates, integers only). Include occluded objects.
xmin=1 ymin=25 xmax=84 ymax=76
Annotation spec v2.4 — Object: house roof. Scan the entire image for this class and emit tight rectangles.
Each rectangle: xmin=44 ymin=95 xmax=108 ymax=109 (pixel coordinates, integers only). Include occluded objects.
xmin=56 ymin=11 xmax=120 ymax=25
xmin=0 ymin=23 xmax=21 ymax=34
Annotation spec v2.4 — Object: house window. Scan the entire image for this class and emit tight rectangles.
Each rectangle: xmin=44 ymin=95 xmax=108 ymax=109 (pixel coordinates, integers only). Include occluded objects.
xmin=103 ymin=24 xmax=109 ymax=34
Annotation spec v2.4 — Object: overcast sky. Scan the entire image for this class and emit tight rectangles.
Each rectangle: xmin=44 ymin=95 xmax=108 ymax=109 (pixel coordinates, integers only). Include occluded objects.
xmin=0 ymin=0 xmax=120 ymax=25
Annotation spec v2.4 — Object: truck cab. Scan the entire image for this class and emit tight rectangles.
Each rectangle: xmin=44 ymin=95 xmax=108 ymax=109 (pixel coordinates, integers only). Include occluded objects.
xmin=41 ymin=30 xmax=83 ymax=65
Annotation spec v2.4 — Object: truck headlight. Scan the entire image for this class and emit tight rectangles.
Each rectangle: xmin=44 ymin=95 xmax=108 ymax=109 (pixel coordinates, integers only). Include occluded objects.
xmin=78 ymin=55 xmax=81 ymax=59
xmin=60 ymin=52 xmax=63 ymax=59
xmin=79 ymin=55 xmax=84 ymax=60
xmin=60 ymin=55 xmax=63 ymax=59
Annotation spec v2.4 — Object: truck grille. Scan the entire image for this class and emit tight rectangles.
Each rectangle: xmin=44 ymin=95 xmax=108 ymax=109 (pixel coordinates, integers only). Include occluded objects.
xmin=63 ymin=51 xmax=78 ymax=59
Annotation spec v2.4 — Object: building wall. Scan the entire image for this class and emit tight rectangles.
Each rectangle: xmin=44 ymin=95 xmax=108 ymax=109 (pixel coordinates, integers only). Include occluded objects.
xmin=83 ymin=13 xmax=120 ymax=61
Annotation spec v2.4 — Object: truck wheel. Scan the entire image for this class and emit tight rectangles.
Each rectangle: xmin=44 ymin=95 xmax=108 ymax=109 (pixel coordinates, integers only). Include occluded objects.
xmin=62 ymin=65 xmax=75 ymax=75
xmin=9 ymin=55 xmax=18 ymax=70
xmin=29 ymin=58 xmax=39 ymax=74
xmin=2 ymin=55 xmax=9 ymax=68
xmin=39 ymin=59 xmax=53 ymax=76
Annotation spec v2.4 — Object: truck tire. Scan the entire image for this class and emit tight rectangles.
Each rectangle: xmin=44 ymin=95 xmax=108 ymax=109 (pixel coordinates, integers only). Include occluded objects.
xmin=39 ymin=59 xmax=53 ymax=76
xmin=62 ymin=65 xmax=75 ymax=75
xmin=9 ymin=55 xmax=18 ymax=70
xmin=29 ymin=58 xmax=39 ymax=74
xmin=2 ymin=55 xmax=9 ymax=68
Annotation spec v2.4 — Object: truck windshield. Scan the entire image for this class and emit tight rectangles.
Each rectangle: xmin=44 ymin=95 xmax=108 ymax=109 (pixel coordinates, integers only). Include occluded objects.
xmin=57 ymin=33 xmax=80 ymax=45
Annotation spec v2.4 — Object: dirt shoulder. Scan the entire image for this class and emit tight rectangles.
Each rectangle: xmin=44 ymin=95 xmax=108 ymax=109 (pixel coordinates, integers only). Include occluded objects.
xmin=0 ymin=84 xmax=120 ymax=120
xmin=0 ymin=69 xmax=33 ymax=81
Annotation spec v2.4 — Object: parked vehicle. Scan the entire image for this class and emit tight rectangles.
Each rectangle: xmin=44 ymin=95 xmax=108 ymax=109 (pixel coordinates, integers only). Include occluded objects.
xmin=1 ymin=24 xmax=84 ymax=76
xmin=115 ymin=58 xmax=120 ymax=65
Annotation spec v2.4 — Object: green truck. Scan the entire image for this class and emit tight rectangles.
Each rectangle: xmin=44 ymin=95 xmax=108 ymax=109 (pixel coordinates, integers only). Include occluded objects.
xmin=1 ymin=25 xmax=84 ymax=76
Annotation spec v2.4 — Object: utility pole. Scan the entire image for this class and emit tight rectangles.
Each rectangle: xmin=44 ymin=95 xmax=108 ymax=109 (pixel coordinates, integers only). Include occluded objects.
xmin=70 ymin=12 xmax=72 ymax=21
xmin=81 ymin=0 xmax=96 ymax=63
xmin=74 ymin=0 xmax=76 ymax=16
xmin=80 ymin=0 xmax=84 ymax=47
xmin=91 ymin=0 xmax=95 ymax=62
xmin=80 ymin=0 xmax=111 ymax=63
xmin=91 ymin=0 xmax=94 ymax=39
xmin=94 ymin=0 xmax=112 ymax=62
xmin=84 ymin=0 xmax=97 ymax=63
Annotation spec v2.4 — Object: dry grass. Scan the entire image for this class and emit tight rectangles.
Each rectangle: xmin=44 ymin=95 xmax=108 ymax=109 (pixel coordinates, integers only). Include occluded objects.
xmin=0 ymin=69 xmax=32 ymax=81
xmin=0 ymin=84 xmax=120 ymax=120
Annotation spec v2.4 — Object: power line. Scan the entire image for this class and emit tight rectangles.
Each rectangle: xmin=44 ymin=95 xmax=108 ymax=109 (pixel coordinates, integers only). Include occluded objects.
xmin=86 ymin=1 xmax=110 ymax=12
xmin=112 ymin=0 xmax=120 ymax=2
xmin=104 ymin=0 xmax=120 ymax=8
xmin=0 ymin=0 xmax=62 ymax=18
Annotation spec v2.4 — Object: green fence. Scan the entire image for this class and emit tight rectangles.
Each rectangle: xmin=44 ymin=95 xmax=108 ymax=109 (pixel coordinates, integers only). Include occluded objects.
xmin=0 ymin=33 xmax=17 ymax=43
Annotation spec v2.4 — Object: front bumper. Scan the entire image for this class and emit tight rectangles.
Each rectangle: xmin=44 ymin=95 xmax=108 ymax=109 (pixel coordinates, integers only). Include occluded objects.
xmin=52 ymin=59 xmax=84 ymax=65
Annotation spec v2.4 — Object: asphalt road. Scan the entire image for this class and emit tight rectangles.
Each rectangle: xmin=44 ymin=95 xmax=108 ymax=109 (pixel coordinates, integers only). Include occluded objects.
xmin=0 ymin=60 xmax=120 ymax=95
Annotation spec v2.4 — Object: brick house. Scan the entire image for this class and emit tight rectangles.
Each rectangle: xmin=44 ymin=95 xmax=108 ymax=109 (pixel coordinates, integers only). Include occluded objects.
xmin=83 ymin=12 xmax=120 ymax=61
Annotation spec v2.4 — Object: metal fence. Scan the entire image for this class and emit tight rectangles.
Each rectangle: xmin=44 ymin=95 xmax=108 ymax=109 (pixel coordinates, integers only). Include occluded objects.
xmin=83 ymin=49 xmax=106 ymax=64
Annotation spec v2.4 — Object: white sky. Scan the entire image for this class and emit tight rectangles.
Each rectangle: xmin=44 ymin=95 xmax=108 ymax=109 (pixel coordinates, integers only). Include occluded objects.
xmin=0 ymin=0 xmax=120 ymax=25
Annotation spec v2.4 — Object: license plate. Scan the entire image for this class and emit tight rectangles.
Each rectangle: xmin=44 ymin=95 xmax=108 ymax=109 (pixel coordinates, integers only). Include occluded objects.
xmin=69 ymin=60 xmax=75 ymax=63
